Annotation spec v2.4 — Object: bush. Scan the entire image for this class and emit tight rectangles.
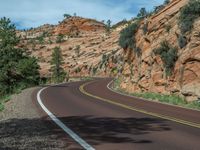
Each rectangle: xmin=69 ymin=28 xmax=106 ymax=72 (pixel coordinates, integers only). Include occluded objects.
xmin=165 ymin=24 xmax=171 ymax=33
xmin=164 ymin=0 xmax=170 ymax=5
xmin=63 ymin=14 xmax=71 ymax=19
xmin=74 ymin=45 xmax=80 ymax=57
xmin=153 ymin=5 xmax=165 ymax=14
xmin=134 ymin=47 xmax=142 ymax=57
xmin=112 ymin=19 xmax=128 ymax=29
xmin=154 ymin=41 xmax=178 ymax=76
xmin=92 ymin=67 xmax=98 ymax=75
xmin=0 ymin=102 xmax=4 ymax=111
xmin=36 ymin=33 xmax=45 ymax=44
xmin=142 ymin=23 xmax=148 ymax=35
xmin=133 ymin=92 xmax=187 ymax=105
xmin=119 ymin=21 xmax=140 ymax=50
xmin=75 ymin=67 xmax=81 ymax=73
xmin=179 ymin=0 xmax=200 ymax=33
xmin=56 ymin=34 xmax=64 ymax=43
xmin=178 ymin=34 xmax=187 ymax=48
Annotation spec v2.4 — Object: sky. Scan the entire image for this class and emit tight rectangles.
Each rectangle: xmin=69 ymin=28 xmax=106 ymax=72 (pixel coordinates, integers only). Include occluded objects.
xmin=0 ymin=0 xmax=164 ymax=29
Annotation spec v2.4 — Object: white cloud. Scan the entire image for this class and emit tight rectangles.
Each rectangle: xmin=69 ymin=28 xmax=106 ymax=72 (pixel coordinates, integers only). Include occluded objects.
xmin=0 ymin=0 xmax=164 ymax=29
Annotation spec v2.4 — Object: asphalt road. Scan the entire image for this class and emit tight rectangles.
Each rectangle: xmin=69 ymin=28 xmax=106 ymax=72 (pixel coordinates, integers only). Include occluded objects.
xmin=37 ymin=78 xmax=200 ymax=150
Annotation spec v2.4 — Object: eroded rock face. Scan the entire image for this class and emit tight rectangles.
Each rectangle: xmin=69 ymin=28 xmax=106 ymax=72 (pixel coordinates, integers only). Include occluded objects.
xmin=17 ymin=17 xmax=122 ymax=78
xmin=17 ymin=0 xmax=199 ymax=101
xmin=53 ymin=17 xmax=106 ymax=35
xmin=120 ymin=0 xmax=200 ymax=101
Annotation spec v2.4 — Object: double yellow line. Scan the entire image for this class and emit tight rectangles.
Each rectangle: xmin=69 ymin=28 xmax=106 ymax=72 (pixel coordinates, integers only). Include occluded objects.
xmin=79 ymin=81 xmax=200 ymax=129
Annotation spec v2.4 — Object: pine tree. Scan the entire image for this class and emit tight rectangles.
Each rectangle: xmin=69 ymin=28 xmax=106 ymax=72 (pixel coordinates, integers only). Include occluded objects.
xmin=50 ymin=47 xmax=67 ymax=83
xmin=164 ymin=0 xmax=170 ymax=5
xmin=0 ymin=17 xmax=40 ymax=95
xmin=137 ymin=8 xmax=148 ymax=18
xmin=106 ymin=19 xmax=112 ymax=34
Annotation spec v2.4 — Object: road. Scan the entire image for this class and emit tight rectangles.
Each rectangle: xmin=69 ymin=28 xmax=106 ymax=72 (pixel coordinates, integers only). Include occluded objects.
xmin=36 ymin=78 xmax=200 ymax=150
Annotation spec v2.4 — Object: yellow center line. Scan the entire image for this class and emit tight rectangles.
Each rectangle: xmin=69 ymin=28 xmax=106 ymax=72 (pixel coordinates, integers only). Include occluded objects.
xmin=79 ymin=81 xmax=200 ymax=129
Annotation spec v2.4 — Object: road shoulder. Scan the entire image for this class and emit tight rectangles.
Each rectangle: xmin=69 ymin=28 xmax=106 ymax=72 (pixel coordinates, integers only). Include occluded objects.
xmin=0 ymin=87 xmax=69 ymax=150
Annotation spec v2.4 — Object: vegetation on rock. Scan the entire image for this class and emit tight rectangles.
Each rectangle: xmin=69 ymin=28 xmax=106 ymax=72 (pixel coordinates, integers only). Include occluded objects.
xmin=178 ymin=34 xmax=187 ymax=49
xmin=63 ymin=14 xmax=72 ymax=19
xmin=154 ymin=41 xmax=178 ymax=77
xmin=106 ymin=19 xmax=112 ymax=34
xmin=179 ymin=0 xmax=200 ymax=33
xmin=137 ymin=8 xmax=148 ymax=18
xmin=56 ymin=34 xmax=65 ymax=43
xmin=119 ymin=21 xmax=140 ymax=50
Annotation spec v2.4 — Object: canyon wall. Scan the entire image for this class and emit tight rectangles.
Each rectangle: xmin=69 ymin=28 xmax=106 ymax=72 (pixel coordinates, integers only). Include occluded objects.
xmin=120 ymin=0 xmax=200 ymax=101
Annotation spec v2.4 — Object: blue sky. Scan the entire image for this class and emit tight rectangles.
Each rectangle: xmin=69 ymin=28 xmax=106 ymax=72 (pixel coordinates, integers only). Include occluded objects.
xmin=0 ymin=0 xmax=164 ymax=29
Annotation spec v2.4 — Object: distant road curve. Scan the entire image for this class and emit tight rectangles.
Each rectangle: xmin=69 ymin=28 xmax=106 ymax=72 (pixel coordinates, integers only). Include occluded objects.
xmin=36 ymin=78 xmax=200 ymax=150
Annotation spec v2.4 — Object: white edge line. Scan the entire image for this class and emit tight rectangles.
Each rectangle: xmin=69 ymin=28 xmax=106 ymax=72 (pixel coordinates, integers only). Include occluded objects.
xmin=107 ymin=80 xmax=200 ymax=112
xmin=37 ymin=85 xmax=95 ymax=150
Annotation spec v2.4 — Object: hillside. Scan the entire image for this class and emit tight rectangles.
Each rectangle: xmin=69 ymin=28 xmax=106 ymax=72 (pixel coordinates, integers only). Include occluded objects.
xmin=17 ymin=0 xmax=199 ymax=102
xmin=119 ymin=0 xmax=200 ymax=101
xmin=17 ymin=17 xmax=122 ymax=77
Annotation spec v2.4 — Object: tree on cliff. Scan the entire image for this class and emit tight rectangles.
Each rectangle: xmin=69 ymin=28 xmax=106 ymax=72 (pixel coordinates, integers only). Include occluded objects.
xmin=164 ymin=0 xmax=170 ymax=5
xmin=63 ymin=14 xmax=71 ymax=19
xmin=50 ymin=46 xmax=67 ymax=83
xmin=137 ymin=8 xmax=148 ymax=18
xmin=119 ymin=21 xmax=140 ymax=50
xmin=106 ymin=19 xmax=112 ymax=34
xmin=179 ymin=0 xmax=200 ymax=33
xmin=0 ymin=17 xmax=40 ymax=95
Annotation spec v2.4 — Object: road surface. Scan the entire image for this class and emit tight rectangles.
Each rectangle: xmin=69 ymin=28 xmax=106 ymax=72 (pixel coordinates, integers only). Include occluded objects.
xmin=35 ymin=78 xmax=200 ymax=150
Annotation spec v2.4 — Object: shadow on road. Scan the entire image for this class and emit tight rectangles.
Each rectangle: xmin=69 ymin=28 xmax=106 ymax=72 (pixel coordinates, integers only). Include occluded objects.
xmin=0 ymin=116 xmax=170 ymax=149
xmin=60 ymin=116 xmax=171 ymax=145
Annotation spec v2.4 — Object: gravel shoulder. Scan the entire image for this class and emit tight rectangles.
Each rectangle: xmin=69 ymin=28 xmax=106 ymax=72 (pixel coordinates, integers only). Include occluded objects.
xmin=0 ymin=87 xmax=82 ymax=150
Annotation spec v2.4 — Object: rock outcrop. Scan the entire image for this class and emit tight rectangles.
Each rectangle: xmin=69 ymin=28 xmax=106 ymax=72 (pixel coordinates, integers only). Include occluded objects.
xmin=120 ymin=0 xmax=200 ymax=101
xmin=17 ymin=0 xmax=199 ymax=101
xmin=17 ymin=17 xmax=122 ymax=77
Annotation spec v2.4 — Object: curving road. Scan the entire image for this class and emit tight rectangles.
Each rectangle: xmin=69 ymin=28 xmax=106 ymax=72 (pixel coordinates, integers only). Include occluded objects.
xmin=36 ymin=78 xmax=200 ymax=150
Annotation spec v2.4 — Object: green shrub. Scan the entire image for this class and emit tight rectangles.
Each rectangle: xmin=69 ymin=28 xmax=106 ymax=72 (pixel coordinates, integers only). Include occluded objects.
xmin=154 ymin=41 xmax=178 ymax=76
xmin=92 ymin=67 xmax=98 ymax=75
xmin=132 ymin=92 xmax=187 ymax=105
xmin=75 ymin=67 xmax=81 ymax=73
xmin=178 ymin=34 xmax=187 ymax=48
xmin=134 ymin=47 xmax=142 ymax=57
xmin=56 ymin=34 xmax=65 ymax=43
xmin=119 ymin=21 xmax=140 ymax=50
xmin=164 ymin=0 xmax=170 ymax=5
xmin=165 ymin=24 xmax=171 ymax=33
xmin=179 ymin=0 xmax=200 ymax=33
xmin=112 ymin=19 xmax=128 ymax=29
xmin=63 ymin=14 xmax=71 ymax=19
xmin=0 ymin=102 xmax=4 ymax=111
xmin=142 ymin=23 xmax=148 ymax=35
xmin=154 ymin=5 xmax=165 ymax=14
xmin=186 ymin=100 xmax=200 ymax=110
xmin=36 ymin=33 xmax=46 ymax=44
xmin=74 ymin=45 xmax=80 ymax=57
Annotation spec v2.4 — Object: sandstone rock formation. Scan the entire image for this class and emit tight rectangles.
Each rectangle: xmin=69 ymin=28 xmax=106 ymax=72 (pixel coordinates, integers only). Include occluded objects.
xmin=120 ymin=0 xmax=200 ymax=101
xmin=17 ymin=0 xmax=199 ymax=101
xmin=17 ymin=17 xmax=122 ymax=78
